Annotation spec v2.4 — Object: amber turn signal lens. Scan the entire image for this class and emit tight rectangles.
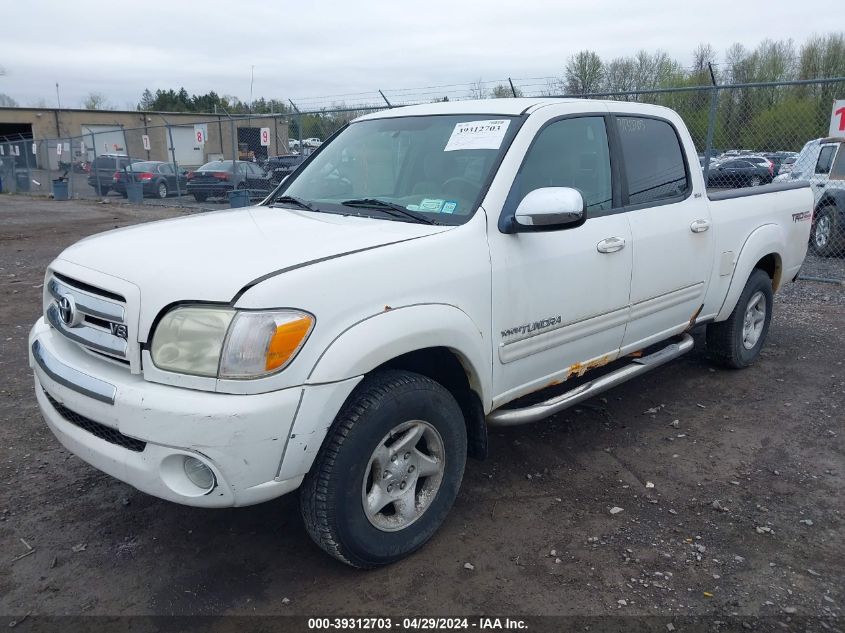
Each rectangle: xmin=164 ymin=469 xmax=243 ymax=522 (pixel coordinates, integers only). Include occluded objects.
xmin=265 ymin=316 xmax=314 ymax=371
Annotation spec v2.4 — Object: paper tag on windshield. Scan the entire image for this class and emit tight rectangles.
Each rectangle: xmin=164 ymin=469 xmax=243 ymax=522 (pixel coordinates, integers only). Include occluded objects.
xmin=419 ymin=198 xmax=444 ymax=212
xmin=444 ymin=119 xmax=510 ymax=152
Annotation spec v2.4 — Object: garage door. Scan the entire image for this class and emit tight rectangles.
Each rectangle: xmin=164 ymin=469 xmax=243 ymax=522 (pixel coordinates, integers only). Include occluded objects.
xmin=169 ymin=126 xmax=205 ymax=167
xmin=80 ymin=125 xmax=126 ymax=161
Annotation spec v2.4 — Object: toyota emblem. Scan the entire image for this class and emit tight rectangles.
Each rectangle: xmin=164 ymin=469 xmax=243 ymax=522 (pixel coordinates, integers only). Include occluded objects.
xmin=57 ymin=295 xmax=77 ymax=326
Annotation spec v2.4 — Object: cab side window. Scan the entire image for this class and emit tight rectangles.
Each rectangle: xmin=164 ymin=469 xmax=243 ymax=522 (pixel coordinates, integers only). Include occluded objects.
xmin=512 ymin=116 xmax=612 ymax=212
xmin=830 ymin=145 xmax=845 ymax=180
xmin=815 ymin=145 xmax=836 ymax=175
xmin=617 ymin=117 xmax=688 ymax=205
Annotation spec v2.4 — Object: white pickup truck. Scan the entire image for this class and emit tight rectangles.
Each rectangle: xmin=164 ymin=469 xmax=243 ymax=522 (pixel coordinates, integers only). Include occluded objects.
xmin=29 ymin=99 xmax=813 ymax=568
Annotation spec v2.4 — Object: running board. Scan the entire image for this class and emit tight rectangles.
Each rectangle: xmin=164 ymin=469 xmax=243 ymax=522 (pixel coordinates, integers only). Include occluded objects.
xmin=486 ymin=334 xmax=695 ymax=427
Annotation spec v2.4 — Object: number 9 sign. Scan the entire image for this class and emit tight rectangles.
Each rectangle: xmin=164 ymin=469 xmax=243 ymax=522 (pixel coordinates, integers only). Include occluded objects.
xmin=260 ymin=127 xmax=271 ymax=147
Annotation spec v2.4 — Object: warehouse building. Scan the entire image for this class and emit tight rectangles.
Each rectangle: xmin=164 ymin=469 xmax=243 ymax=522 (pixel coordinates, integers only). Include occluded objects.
xmin=0 ymin=107 xmax=289 ymax=169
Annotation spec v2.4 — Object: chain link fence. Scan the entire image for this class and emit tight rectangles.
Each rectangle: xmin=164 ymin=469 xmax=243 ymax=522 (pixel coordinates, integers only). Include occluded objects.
xmin=1 ymin=79 xmax=843 ymax=277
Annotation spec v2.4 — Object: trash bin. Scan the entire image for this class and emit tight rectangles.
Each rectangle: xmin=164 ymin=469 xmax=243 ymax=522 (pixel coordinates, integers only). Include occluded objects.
xmin=15 ymin=170 xmax=30 ymax=193
xmin=228 ymin=189 xmax=250 ymax=208
xmin=126 ymin=182 xmax=144 ymax=205
xmin=52 ymin=178 xmax=69 ymax=200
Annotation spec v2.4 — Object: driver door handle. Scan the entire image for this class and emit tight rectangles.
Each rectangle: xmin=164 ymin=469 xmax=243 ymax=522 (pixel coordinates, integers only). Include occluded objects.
xmin=597 ymin=237 xmax=626 ymax=253
xmin=690 ymin=219 xmax=711 ymax=233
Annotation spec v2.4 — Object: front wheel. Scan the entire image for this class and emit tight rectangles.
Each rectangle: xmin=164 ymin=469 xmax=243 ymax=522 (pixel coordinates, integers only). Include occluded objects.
xmin=156 ymin=181 xmax=169 ymax=199
xmin=706 ymin=269 xmax=773 ymax=368
xmin=301 ymin=370 xmax=467 ymax=568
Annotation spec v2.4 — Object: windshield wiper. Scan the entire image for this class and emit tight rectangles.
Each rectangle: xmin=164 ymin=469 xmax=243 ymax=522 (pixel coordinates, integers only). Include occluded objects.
xmin=341 ymin=198 xmax=438 ymax=225
xmin=271 ymin=195 xmax=318 ymax=212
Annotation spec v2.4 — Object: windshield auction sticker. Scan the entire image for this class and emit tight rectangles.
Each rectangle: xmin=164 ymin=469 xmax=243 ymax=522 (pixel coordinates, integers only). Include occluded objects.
xmin=444 ymin=119 xmax=510 ymax=151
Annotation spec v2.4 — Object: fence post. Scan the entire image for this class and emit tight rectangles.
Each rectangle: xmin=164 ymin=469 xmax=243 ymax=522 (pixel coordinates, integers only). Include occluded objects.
xmin=166 ymin=124 xmax=182 ymax=197
xmin=123 ymin=126 xmax=136 ymax=201
xmin=91 ymin=131 xmax=104 ymax=198
xmin=702 ymin=86 xmax=719 ymax=185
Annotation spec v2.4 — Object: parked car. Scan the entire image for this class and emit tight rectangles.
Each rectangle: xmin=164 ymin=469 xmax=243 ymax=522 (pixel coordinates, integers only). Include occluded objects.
xmin=706 ymin=158 xmax=773 ymax=188
xmin=779 ymin=137 xmax=845 ymax=256
xmin=185 ymin=160 xmax=273 ymax=202
xmin=86 ymin=154 xmax=142 ymax=195
xmin=763 ymin=152 xmax=798 ymax=176
xmin=264 ymin=154 xmax=305 ymax=185
xmin=776 ymin=154 xmax=798 ymax=175
xmin=29 ymin=98 xmax=812 ymax=568
xmin=303 ymin=137 xmax=322 ymax=148
xmin=112 ymin=161 xmax=188 ymax=199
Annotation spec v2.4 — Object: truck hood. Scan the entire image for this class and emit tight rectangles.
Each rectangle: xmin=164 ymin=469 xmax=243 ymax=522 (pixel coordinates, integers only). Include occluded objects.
xmin=56 ymin=205 xmax=450 ymax=326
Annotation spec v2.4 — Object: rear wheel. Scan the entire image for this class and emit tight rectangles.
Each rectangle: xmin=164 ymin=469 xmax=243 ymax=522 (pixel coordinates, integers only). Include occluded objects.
xmin=706 ymin=269 xmax=773 ymax=368
xmin=749 ymin=175 xmax=762 ymax=187
xmin=156 ymin=181 xmax=169 ymax=199
xmin=810 ymin=206 xmax=840 ymax=257
xmin=301 ymin=370 xmax=467 ymax=568
xmin=192 ymin=192 xmax=208 ymax=202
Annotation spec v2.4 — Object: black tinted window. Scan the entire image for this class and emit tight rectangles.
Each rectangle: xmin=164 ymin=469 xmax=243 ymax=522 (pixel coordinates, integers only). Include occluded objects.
xmin=514 ymin=116 xmax=612 ymax=211
xmin=816 ymin=145 xmax=836 ymax=175
xmin=93 ymin=157 xmax=115 ymax=169
xmin=617 ymin=117 xmax=688 ymax=205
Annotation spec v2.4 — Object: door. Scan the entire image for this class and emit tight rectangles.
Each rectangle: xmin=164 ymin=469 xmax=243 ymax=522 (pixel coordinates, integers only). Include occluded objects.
xmin=169 ymin=126 xmax=205 ymax=167
xmin=615 ymin=115 xmax=714 ymax=352
xmin=809 ymin=143 xmax=838 ymax=205
xmin=488 ymin=115 xmax=633 ymax=406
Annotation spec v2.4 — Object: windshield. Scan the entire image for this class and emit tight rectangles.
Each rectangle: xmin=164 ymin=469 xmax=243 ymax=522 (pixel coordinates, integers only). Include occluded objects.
xmin=199 ymin=161 xmax=233 ymax=171
xmin=271 ymin=114 xmax=519 ymax=223
xmin=128 ymin=161 xmax=160 ymax=172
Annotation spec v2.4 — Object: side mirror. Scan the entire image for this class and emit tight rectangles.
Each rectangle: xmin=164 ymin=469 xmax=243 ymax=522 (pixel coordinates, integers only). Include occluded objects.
xmin=514 ymin=187 xmax=586 ymax=229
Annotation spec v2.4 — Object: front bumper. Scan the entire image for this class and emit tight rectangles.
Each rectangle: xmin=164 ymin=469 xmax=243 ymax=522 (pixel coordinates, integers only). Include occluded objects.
xmin=29 ymin=318 xmax=351 ymax=507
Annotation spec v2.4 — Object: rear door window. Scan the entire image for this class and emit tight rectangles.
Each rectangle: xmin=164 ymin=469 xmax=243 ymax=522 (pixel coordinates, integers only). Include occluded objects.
xmin=816 ymin=145 xmax=837 ymax=175
xmin=617 ymin=117 xmax=689 ymax=205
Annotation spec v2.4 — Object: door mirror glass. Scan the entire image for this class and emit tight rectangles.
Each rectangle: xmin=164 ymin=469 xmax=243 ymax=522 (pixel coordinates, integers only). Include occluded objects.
xmin=514 ymin=187 xmax=585 ymax=228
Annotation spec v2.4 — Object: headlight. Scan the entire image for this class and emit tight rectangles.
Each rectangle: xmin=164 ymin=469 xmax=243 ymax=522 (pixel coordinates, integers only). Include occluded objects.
xmin=150 ymin=306 xmax=314 ymax=379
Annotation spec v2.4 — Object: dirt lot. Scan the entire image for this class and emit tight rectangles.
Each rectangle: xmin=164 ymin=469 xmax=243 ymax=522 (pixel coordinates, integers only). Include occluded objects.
xmin=0 ymin=196 xmax=843 ymax=625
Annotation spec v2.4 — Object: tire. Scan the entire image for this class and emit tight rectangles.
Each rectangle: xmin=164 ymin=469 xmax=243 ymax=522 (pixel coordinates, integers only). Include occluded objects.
xmin=301 ymin=370 xmax=467 ymax=568
xmin=120 ymin=191 xmax=127 ymax=199
xmin=810 ymin=206 xmax=840 ymax=257
xmin=706 ymin=269 xmax=773 ymax=369
xmin=192 ymin=192 xmax=208 ymax=202
xmin=96 ymin=186 xmax=110 ymax=196
xmin=749 ymin=175 xmax=762 ymax=187
xmin=156 ymin=181 xmax=168 ymax=199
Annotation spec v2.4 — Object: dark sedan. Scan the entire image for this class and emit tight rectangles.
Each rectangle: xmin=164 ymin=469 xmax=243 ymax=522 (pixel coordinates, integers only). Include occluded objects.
xmin=186 ymin=160 xmax=273 ymax=202
xmin=112 ymin=161 xmax=187 ymax=199
xmin=706 ymin=158 xmax=773 ymax=188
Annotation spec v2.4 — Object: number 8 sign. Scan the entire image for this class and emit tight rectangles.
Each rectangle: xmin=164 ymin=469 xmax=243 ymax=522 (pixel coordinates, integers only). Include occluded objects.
xmin=193 ymin=124 xmax=208 ymax=146
xmin=260 ymin=127 xmax=271 ymax=147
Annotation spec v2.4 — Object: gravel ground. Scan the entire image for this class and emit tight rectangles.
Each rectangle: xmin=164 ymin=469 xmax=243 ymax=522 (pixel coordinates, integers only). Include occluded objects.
xmin=0 ymin=196 xmax=842 ymax=626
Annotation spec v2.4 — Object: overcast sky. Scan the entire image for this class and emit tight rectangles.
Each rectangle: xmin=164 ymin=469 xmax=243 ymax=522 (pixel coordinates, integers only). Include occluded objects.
xmin=0 ymin=0 xmax=823 ymax=110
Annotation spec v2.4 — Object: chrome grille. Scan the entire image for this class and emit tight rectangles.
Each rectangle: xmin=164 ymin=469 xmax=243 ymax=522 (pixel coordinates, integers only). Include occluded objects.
xmin=46 ymin=275 xmax=129 ymax=361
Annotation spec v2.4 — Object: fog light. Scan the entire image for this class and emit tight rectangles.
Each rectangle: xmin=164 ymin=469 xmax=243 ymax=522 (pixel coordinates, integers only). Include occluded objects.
xmin=183 ymin=456 xmax=215 ymax=491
